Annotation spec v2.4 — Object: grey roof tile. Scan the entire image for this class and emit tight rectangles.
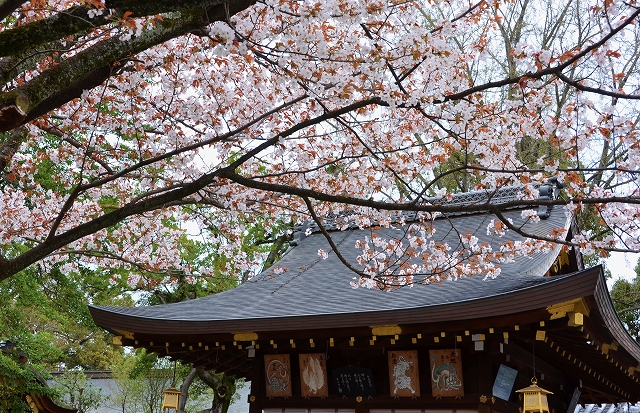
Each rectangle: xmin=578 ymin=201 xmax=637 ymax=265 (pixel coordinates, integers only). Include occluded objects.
xmin=93 ymin=204 xmax=571 ymax=323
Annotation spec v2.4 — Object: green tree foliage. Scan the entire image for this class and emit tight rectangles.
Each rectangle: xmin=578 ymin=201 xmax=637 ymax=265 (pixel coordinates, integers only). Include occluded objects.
xmin=610 ymin=259 xmax=640 ymax=341
xmin=0 ymin=212 xmax=290 ymax=410
xmin=0 ymin=263 xmax=130 ymax=366
xmin=0 ymin=260 xmax=129 ymax=410
xmin=108 ymin=350 xmax=214 ymax=413
xmin=0 ymin=341 xmax=57 ymax=412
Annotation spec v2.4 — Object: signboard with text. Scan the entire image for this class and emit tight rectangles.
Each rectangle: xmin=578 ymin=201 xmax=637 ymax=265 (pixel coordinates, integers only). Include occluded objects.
xmin=332 ymin=366 xmax=377 ymax=397
xmin=493 ymin=364 xmax=518 ymax=401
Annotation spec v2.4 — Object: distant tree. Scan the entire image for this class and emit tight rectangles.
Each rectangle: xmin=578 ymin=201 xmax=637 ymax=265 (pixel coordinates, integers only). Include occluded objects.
xmin=50 ymin=370 xmax=103 ymax=413
xmin=108 ymin=352 xmax=169 ymax=413
xmin=0 ymin=262 xmax=125 ymax=410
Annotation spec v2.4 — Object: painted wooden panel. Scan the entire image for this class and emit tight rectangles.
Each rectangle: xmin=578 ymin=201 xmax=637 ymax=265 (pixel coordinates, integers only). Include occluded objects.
xmin=429 ymin=349 xmax=464 ymax=397
xmin=388 ymin=350 xmax=420 ymax=397
xmin=265 ymin=354 xmax=292 ymax=397
xmin=299 ymin=353 xmax=329 ymax=397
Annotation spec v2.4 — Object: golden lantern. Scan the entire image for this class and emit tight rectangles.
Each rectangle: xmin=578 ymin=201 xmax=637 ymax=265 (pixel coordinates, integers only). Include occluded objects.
xmin=516 ymin=378 xmax=553 ymax=413
xmin=161 ymin=387 xmax=181 ymax=411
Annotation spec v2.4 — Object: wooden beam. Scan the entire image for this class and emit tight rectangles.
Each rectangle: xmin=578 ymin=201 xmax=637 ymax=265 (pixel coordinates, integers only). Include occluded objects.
xmin=501 ymin=341 xmax=566 ymax=384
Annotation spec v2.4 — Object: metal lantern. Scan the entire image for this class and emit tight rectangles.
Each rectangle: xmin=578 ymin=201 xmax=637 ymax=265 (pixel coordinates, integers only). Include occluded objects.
xmin=161 ymin=387 xmax=181 ymax=411
xmin=516 ymin=378 xmax=553 ymax=413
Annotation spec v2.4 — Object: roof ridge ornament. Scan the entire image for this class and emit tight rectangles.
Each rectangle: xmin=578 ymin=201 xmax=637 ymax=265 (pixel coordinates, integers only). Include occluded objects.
xmin=537 ymin=177 xmax=565 ymax=219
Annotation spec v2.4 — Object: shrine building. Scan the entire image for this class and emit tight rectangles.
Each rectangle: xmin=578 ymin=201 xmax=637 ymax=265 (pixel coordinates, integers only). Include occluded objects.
xmin=89 ymin=185 xmax=640 ymax=413
xmin=0 ymin=341 xmax=78 ymax=413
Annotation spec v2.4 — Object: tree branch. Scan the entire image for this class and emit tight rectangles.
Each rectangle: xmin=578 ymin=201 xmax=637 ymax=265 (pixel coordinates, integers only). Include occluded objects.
xmin=556 ymin=72 xmax=640 ymax=99
xmin=0 ymin=124 xmax=27 ymax=174
xmin=105 ymin=0 xmax=228 ymax=17
xmin=179 ymin=368 xmax=198 ymax=412
xmin=439 ymin=6 xmax=640 ymax=104
xmin=0 ymin=0 xmax=258 ymax=132
xmin=0 ymin=0 xmax=26 ymax=24
xmin=0 ymin=6 xmax=111 ymax=58
xmin=302 ymin=196 xmax=370 ymax=279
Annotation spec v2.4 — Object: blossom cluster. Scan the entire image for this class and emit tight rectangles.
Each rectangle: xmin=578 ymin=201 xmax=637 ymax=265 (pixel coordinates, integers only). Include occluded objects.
xmin=2 ymin=0 xmax=640 ymax=289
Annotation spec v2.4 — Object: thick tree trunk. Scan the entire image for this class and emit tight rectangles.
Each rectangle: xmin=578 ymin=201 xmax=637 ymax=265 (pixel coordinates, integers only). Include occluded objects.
xmin=196 ymin=368 xmax=236 ymax=413
xmin=0 ymin=0 xmax=26 ymax=23
xmin=0 ymin=125 xmax=27 ymax=174
xmin=0 ymin=6 xmax=110 ymax=57
xmin=177 ymin=368 xmax=198 ymax=413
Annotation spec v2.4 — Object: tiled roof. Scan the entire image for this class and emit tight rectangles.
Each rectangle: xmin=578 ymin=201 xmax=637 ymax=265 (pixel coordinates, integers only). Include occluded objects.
xmin=91 ymin=197 xmax=572 ymax=326
xmin=576 ymin=404 xmax=640 ymax=413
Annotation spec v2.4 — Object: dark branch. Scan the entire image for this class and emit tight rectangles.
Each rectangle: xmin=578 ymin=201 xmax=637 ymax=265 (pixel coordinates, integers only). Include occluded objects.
xmin=0 ymin=6 xmax=111 ymax=58
xmin=0 ymin=0 xmax=26 ymax=24
xmin=105 ymin=0 xmax=228 ymax=17
xmin=556 ymin=72 xmax=640 ymax=99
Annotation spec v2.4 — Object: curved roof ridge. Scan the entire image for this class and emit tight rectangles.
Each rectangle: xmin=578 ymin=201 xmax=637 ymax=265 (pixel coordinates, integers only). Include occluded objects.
xmin=297 ymin=184 xmax=540 ymax=237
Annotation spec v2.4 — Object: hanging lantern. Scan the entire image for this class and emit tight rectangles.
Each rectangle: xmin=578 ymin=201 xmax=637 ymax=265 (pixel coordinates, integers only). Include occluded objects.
xmin=161 ymin=387 xmax=181 ymax=411
xmin=516 ymin=378 xmax=553 ymax=413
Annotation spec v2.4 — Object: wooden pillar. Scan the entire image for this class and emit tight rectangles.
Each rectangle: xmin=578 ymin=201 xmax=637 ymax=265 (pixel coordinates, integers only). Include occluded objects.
xmin=249 ymin=352 xmax=262 ymax=413
xmin=355 ymin=402 xmax=368 ymax=413
xmin=478 ymin=353 xmax=493 ymax=413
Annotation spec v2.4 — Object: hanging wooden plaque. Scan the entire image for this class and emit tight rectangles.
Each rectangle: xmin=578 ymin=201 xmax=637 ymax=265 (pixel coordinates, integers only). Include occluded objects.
xmin=429 ymin=349 xmax=464 ymax=397
xmin=388 ymin=350 xmax=420 ymax=397
xmin=299 ymin=353 xmax=329 ymax=397
xmin=265 ymin=354 xmax=292 ymax=397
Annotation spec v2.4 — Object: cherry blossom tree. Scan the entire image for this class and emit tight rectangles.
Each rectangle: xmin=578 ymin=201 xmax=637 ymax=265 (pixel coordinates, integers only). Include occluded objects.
xmin=1 ymin=0 xmax=640 ymax=289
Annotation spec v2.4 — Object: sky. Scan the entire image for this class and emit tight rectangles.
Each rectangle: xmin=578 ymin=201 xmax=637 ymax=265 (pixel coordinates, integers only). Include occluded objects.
xmin=606 ymin=251 xmax=638 ymax=287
